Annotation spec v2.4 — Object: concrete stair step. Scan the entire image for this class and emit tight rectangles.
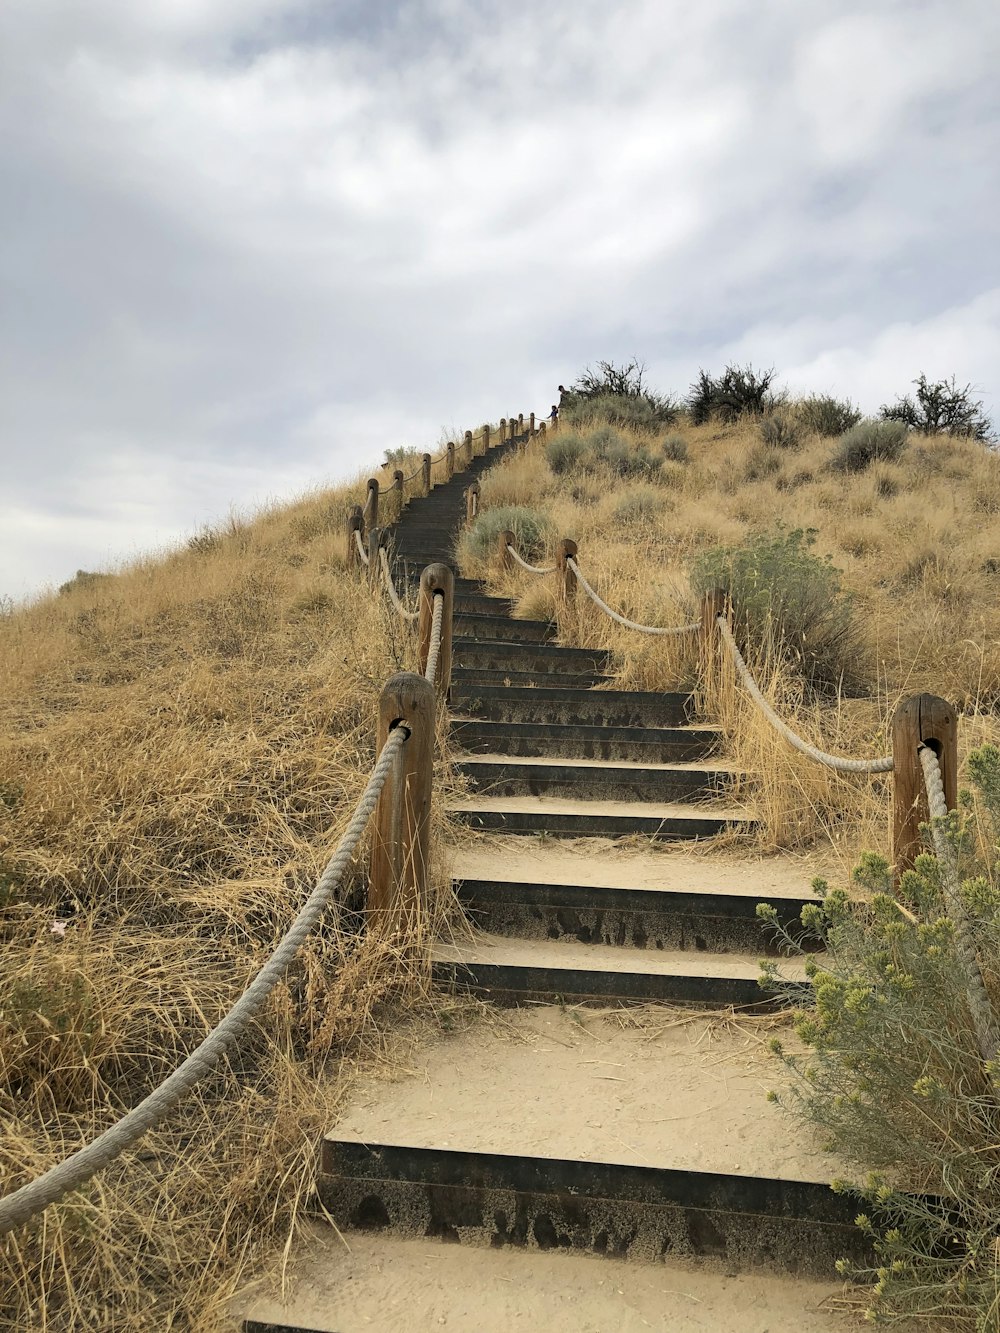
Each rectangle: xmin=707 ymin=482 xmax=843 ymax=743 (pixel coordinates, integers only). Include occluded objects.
xmin=238 ymin=1227 xmax=855 ymax=1333
xmin=313 ymin=1009 xmax=862 ymax=1278
xmin=448 ymin=793 xmax=754 ymax=840
xmin=453 ymin=638 xmax=608 ymax=674
xmin=450 ymin=718 xmax=721 ymax=762
xmin=456 ymin=754 xmax=737 ymax=802
xmin=448 ymin=684 xmax=694 ymax=729
xmin=450 ymin=667 xmax=609 ymax=690
xmin=431 ymin=932 xmax=801 ymax=1006
xmin=454 ymin=613 xmax=554 ymax=643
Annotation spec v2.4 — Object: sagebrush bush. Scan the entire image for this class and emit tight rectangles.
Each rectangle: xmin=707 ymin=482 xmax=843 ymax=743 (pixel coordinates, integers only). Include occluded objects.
xmin=880 ymin=373 xmax=993 ymax=442
xmin=611 ymin=488 xmax=665 ymax=527
xmin=462 ymin=504 xmax=551 ymax=562
xmin=690 ymin=527 xmax=862 ymax=692
xmin=759 ymin=412 xmax=801 ymax=450
xmin=590 ymin=430 xmax=662 ymax=479
xmin=660 ymin=433 xmax=689 ymax=463
xmin=546 ymin=433 xmax=586 ymax=474
xmin=688 ymin=363 xmax=782 ymax=424
xmin=795 ymin=394 xmax=861 ymax=437
xmin=829 ymin=418 xmax=909 ymax=473
xmin=759 ymin=746 xmax=1000 ymax=1325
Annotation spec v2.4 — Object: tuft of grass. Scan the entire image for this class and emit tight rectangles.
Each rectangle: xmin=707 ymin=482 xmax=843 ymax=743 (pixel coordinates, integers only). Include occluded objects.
xmin=759 ymin=412 xmax=802 ymax=451
xmin=794 ymin=394 xmax=861 ymax=437
xmin=829 ymin=419 xmax=909 ymax=473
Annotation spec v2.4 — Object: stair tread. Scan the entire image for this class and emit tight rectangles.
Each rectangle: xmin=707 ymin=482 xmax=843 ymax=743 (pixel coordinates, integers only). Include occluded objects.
xmin=458 ymin=753 xmax=742 ymax=774
xmin=325 ymin=1006 xmax=825 ymax=1178
xmin=448 ymin=794 xmax=753 ymax=819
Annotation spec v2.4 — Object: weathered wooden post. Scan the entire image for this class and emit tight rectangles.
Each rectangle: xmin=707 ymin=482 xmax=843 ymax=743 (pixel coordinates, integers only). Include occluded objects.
xmin=529 ymin=412 xmax=536 ymax=437
xmin=421 ymin=453 xmax=432 ymax=495
xmin=367 ymin=527 xmax=383 ymax=589
xmin=556 ymin=538 xmax=578 ymax=606
xmin=346 ymin=505 xmax=364 ymax=570
xmin=368 ymin=672 xmax=435 ymax=931
xmin=498 ymin=419 xmax=506 ymax=447
xmin=518 ymin=413 xmax=524 ymax=436
xmin=892 ymin=694 xmax=959 ymax=880
xmin=483 ymin=424 xmax=491 ymax=453
xmin=392 ymin=469 xmax=404 ymax=511
xmin=466 ymin=480 xmax=480 ymax=526
xmin=446 ymin=441 xmax=456 ymax=478
xmin=465 ymin=429 xmax=474 ymax=460
xmin=418 ymin=563 xmax=455 ymax=695
xmin=364 ymin=478 xmax=379 ymax=530
xmin=498 ymin=529 xmax=515 ymax=572
xmin=699 ymin=589 xmax=729 ymax=692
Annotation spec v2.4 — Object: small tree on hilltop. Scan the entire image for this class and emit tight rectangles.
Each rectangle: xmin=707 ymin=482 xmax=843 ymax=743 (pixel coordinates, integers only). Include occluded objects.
xmin=688 ymin=363 xmax=783 ymax=424
xmin=879 ymin=374 xmax=993 ymax=443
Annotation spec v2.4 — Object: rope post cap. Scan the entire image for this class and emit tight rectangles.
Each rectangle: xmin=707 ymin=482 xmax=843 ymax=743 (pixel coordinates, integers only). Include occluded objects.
xmin=556 ymin=537 xmax=578 ymax=604
xmin=499 ymin=529 xmax=516 ymax=571
xmin=392 ymin=469 xmax=404 ymax=489
xmin=366 ymin=477 xmax=379 ymax=499
xmin=892 ymin=693 xmax=959 ymax=881
xmin=418 ymin=563 xmax=455 ymax=695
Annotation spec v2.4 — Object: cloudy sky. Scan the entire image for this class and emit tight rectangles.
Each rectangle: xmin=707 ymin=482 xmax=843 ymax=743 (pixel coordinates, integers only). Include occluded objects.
xmin=2 ymin=0 xmax=998 ymax=600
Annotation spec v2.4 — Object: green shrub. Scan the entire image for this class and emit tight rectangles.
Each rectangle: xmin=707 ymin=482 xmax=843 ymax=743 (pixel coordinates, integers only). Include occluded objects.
xmin=758 ymin=744 xmax=1000 ymax=1326
xmin=546 ymin=432 xmax=586 ymax=474
xmin=563 ymin=359 xmax=679 ymax=429
xmin=759 ymin=412 xmax=801 ymax=450
xmin=590 ymin=429 xmax=662 ymax=479
xmin=830 ymin=419 xmax=908 ymax=473
xmin=795 ymin=394 xmax=861 ymax=437
xmin=688 ymin=363 xmax=782 ymax=424
xmin=660 ymin=433 xmax=689 ymax=463
xmin=690 ymin=527 xmax=861 ymax=692
xmin=463 ymin=505 xmax=551 ymax=563
xmin=880 ymin=374 xmax=993 ymax=442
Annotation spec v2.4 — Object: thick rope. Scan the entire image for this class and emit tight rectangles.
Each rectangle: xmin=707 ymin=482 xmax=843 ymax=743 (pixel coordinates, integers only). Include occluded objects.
xmin=379 ymin=548 xmax=419 ymax=623
xmin=0 ymin=727 xmax=408 ymax=1235
xmin=568 ymin=559 xmax=700 ymax=637
xmin=716 ymin=615 xmax=894 ymax=774
xmin=919 ymin=745 xmax=1000 ymax=1063
xmin=353 ymin=527 xmax=370 ymax=566
xmin=506 ymin=544 xmax=556 ymax=575
xmin=423 ymin=592 xmax=445 ymax=686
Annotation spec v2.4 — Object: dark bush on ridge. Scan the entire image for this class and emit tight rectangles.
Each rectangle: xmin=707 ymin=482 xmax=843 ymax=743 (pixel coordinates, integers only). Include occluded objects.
xmin=796 ymin=394 xmax=861 ymax=437
xmin=563 ymin=359 xmax=679 ymax=429
xmin=880 ymin=374 xmax=993 ymax=442
xmin=688 ymin=364 xmax=782 ymax=424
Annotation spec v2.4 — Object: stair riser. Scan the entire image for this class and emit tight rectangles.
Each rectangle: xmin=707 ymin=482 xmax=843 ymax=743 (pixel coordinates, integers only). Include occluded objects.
xmin=455 ymin=883 xmax=817 ymax=955
xmin=453 ymin=595 xmax=513 ymax=616
xmin=451 ymin=722 xmax=718 ymax=763
xmin=450 ymin=689 xmax=693 ymax=728
xmin=457 ymin=763 xmax=730 ymax=803
xmin=454 ymin=643 xmax=607 ymax=674
xmin=452 ymin=809 xmax=748 ymax=839
xmin=317 ymin=1142 xmax=867 ymax=1276
xmin=451 ymin=669 xmax=607 ymax=690
xmin=454 ymin=617 xmax=553 ymax=644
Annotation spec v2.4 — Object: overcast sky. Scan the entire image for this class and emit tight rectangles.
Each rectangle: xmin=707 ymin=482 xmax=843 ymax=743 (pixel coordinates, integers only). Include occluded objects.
xmin=2 ymin=0 xmax=998 ymax=600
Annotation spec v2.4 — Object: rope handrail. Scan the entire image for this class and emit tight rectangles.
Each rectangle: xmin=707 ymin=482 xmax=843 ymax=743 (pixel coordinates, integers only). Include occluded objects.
xmin=506 ymin=544 xmax=556 ymax=576
xmin=716 ymin=615 xmax=894 ymax=774
xmin=0 ymin=727 xmax=408 ymax=1236
xmin=423 ymin=592 xmax=445 ymax=685
xmin=919 ymin=745 xmax=999 ymax=1063
xmin=379 ymin=547 xmax=419 ymax=622
xmin=567 ymin=558 xmax=700 ymax=637
xmin=353 ymin=527 xmax=370 ymax=566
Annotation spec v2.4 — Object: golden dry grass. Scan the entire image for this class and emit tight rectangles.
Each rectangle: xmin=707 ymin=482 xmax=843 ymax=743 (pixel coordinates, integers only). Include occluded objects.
xmin=0 ymin=476 xmax=464 ymax=1330
xmin=466 ymin=411 xmax=1000 ymax=860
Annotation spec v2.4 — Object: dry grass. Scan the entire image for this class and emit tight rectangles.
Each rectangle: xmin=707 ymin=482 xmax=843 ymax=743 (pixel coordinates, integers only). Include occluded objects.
xmin=0 ymin=478 xmax=464 ymax=1330
xmin=469 ymin=414 xmax=1000 ymax=857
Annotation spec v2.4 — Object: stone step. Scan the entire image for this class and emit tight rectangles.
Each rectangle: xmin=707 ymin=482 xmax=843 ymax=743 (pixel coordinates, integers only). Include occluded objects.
xmin=431 ymin=932 xmax=799 ymax=1007
xmin=453 ymin=613 xmax=554 ymax=644
xmin=314 ymin=1009 xmax=862 ymax=1278
xmin=449 ymin=684 xmax=694 ymax=728
xmin=450 ymin=718 xmax=720 ymax=762
xmin=453 ymin=638 xmax=608 ymax=675
xmin=455 ymin=875 xmax=816 ymax=954
xmin=450 ymin=667 xmax=609 ymax=690
xmin=448 ymin=793 xmax=754 ymax=840
xmin=456 ymin=755 xmax=736 ymax=803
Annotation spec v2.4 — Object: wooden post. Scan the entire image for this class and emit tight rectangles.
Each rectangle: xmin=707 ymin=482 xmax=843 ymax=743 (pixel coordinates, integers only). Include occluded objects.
xmin=483 ymin=424 xmax=491 ymax=453
xmin=498 ymin=529 xmax=515 ymax=572
xmin=367 ymin=526 xmax=383 ymax=589
xmin=518 ymin=413 xmax=524 ymax=436
xmin=364 ymin=478 xmax=379 ymax=531
xmin=529 ymin=412 xmax=536 ymax=436
xmin=368 ymin=672 xmax=436 ymax=930
xmin=556 ymin=538 xmax=578 ymax=605
xmin=892 ymin=693 xmax=959 ymax=880
xmin=699 ymin=589 xmax=729 ymax=688
xmin=421 ymin=453 xmax=432 ymax=495
xmin=538 ymin=421 xmax=547 ymax=442
xmin=392 ymin=469 xmax=404 ymax=507
xmin=465 ymin=480 xmax=480 ymax=525
xmin=446 ymin=441 xmax=456 ymax=478
xmin=418 ymin=563 xmax=455 ymax=695
xmin=464 ymin=429 xmax=474 ymax=460
xmin=346 ymin=505 xmax=364 ymax=569
xmin=498 ymin=419 xmax=506 ymax=446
